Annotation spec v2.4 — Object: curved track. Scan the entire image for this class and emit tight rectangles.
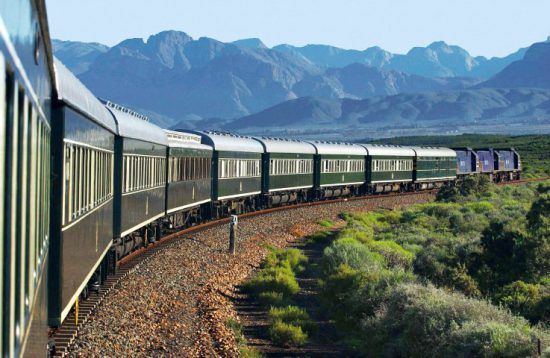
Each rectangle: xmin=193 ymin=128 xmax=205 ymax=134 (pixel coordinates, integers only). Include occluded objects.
xmin=50 ymin=177 xmax=548 ymax=356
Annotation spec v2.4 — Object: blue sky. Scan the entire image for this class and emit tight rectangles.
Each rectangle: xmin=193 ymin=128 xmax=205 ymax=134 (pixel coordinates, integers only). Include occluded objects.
xmin=47 ymin=0 xmax=550 ymax=57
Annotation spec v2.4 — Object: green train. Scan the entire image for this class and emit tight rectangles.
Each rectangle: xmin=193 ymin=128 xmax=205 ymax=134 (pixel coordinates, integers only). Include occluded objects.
xmin=1 ymin=2 xmax=522 ymax=355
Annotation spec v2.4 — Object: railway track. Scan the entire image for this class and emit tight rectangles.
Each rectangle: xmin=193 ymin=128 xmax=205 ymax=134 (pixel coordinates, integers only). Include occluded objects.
xmin=50 ymin=177 xmax=548 ymax=356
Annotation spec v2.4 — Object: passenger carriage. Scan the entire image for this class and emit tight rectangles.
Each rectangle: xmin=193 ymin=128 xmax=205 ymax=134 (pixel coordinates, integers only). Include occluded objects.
xmin=1 ymin=1 xmax=53 ymax=356
xmin=165 ymin=130 xmax=212 ymax=227
xmin=179 ymin=131 xmax=263 ymax=216
xmin=253 ymin=137 xmax=316 ymax=206
xmin=360 ymin=144 xmax=415 ymax=193
xmin=49 ymin=59 xmax=116 ymax=327
xmin=308 ymin=141 xmax=367 ymax=198
xmin=105 ymin=101 xmax=168 ymax=260
xmin=411 ymin=147 xmax=457 ymax=190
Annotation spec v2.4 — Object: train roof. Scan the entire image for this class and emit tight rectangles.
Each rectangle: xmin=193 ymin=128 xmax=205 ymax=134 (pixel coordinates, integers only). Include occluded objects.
xmin=359 ymin=144 xmax=415 ymax=156
xmin=308 ymin=141 xmax=367 ymax=155
xmin=253 ymin=136 xmax=316 ymax=154
xmin=411 ymin=146 xmax=456 ymax=157
xmin=180 ymin=130 xmax=264 ymax=153
xmin=164 ymin=130 xmax=212 ymax=151
xmin=493 ymin=148 xmax=518 ymax=153
xmin=53 ymin=58 xmax=117 ymax=133
xmin=104 ymin=101 xmax=168 ymax=146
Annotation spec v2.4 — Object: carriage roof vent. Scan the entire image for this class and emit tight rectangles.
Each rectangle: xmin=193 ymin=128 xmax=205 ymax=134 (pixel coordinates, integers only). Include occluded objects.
xmin=101 ymin=99 xmax=149 ymax=122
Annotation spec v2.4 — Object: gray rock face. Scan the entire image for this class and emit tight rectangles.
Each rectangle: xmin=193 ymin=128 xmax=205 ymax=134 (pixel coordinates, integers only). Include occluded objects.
xmin=478 ymin=41 xmax=550 ymax=89
xmin=274 ymin=41 xmax=527 ymax=79
xmin=232 ymin=38 xmax=268 ymax=49
xmin=52 ymin=39 xmax=109 ymax=74
xmin=294 ymin=63 xmax=480 ymax=99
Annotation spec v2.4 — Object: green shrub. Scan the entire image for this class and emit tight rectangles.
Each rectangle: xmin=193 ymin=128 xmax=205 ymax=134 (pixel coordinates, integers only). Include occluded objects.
xmin=465 ymin=200 xmax=494 ymax=214
xmin=262 ymin=248 xmax=308 ymax=271
xmin=306 ymin=230 xmax=333 ymax=245
xmin=367 ymin=240 xmax=414 ymax=269
xmin=318 ymin=219 xmax=335 ymax=228
xmin=226 ymin=318 xmax=263 ymax=358
xmin=448 ymin=265 xmax=481 ymax=297
xmin=360 ymin=283 xmax=549 ymax=357
xmin=446 ymin=321 xmax=543 ymax=357
xmin=258 ymin=291 xmax=286 ymax=307
xmin=354 ymin=268 xmax=416 ymax=318
xmin=245 ymin=265 xmax=300 ymax=298
xmin=438 ymin=175 xmax=493 ymax=202
xmin=322 ymin=238 xmax=385 ymax=274
xmin=268 ymin=306 xmax=312 ymax=332
xmin=337 ymin=226 xmax=373 ymax=244
xmin=496 ymin=281 xmax=547 ymax=323
xmin=278 ymin=248 xmax=308 ymax=271
xmin=319 ymin=264 xmax=367 ymax=325
xmin=268 ymin=320 xmax=308 ymax=347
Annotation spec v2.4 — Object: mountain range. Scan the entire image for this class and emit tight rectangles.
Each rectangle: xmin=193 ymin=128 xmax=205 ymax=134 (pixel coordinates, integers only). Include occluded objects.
xmin=219 ymin=88 xmax=550 ymax=140
xmin=53 ymin=32 xmax=550 ymax=137
xmin=272 ymin=41 xmax=527 ymax=78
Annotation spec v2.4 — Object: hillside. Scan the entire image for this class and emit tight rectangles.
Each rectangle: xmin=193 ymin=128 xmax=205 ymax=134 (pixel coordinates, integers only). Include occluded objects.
xmin=57 ymin=32 xmax=485 ymax=125
xmin=52 ymin=39 xmax=108 ymax=74
xmin=226 ymin=88 xmax=550 ymax=139
xmin=479 ymin=40 xmax=550 ymax=89
xmin=53 ymin=32 xmax=536 ymax=126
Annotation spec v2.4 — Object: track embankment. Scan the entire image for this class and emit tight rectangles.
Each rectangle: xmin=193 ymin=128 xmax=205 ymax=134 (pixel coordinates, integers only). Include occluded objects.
xmin=67 ymin=191 xmax=434 ymax=356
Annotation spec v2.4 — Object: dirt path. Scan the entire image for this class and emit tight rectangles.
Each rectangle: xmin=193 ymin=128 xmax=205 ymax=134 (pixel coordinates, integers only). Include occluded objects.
xmin=235 ymin=227 xmax=351 ymax=357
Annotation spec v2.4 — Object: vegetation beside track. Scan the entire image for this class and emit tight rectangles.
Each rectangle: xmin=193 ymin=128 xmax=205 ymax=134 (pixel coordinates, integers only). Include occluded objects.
xmin=244 ymin=247 xmax=313 ymax=347
xmin=369 ymin=133 xmax=550 ymax=178
xmin=315 ymin=177 xmax=550 ymax=356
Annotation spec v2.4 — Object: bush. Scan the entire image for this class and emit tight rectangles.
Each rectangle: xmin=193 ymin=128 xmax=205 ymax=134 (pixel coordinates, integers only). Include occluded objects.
xmin=496 ymin=281 xmax=547 ymax=323
xmin=268 ymin=320 xmax=308 ymax=347
xmin=262 ymin=248 xmax=308 ymax=271
xmin=360 ymin=283 xmax=549 ymax=357
xmin=337 ymin=226 xmax=373 ymax=244
xmin=268 ymin=306 xmax=312 ymax=332
xmin=245 ymin=265 xmax=300 ymax=298
xmin=318 ymin=219 xmax=335 ymax=228
xmin=226 ymin=318 xmax=262 ymax=358
xmin=353 ymin=268 xmax=416 ymax=318
xmin=319 ymin=264 xmax=367 ymax=325
xmin=448 ymin=265 xmax=481 ymax=297
xmin=446 ymin=321 xmax=544 ymax=357
xmin=258 ymin=291 xmax=285 ymax=307
xmin=438 ymin=175 xmax=493 ymax=202
xmin=322 ymin=238 xmax=385 ymax=274
xmin=465 ymin=201 xmax=495 ymax=214
xmin=367 ymin=240 xmax=414 ymax=269
xmin=278 ymin=248 xmax=308 ymax=271
xmin=306 ymin=230 xmax=333 ymax=245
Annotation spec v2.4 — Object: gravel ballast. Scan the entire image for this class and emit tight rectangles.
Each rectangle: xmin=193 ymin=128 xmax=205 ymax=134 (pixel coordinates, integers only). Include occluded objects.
xmin=71 ymin=193 xmax=434 ymax=356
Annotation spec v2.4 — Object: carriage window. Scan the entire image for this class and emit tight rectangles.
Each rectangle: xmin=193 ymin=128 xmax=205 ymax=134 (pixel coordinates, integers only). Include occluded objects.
xmin=63 ymin=142 xmax=114 ymax=224
xmin=120 ymin=154 xmax=164 ymax=193
xmin=218 ymin=158 xmax=261 ymax=178
xmin=270 ymin=159 xmax=313 ymax=175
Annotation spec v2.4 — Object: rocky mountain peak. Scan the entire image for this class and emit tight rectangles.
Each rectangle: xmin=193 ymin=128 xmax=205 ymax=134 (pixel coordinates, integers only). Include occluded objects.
xmin=232 ymin=38 xmax=268 ymax=49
